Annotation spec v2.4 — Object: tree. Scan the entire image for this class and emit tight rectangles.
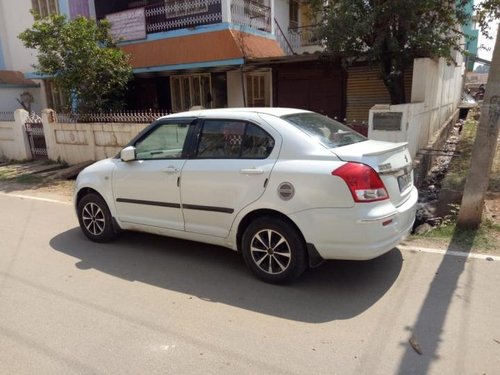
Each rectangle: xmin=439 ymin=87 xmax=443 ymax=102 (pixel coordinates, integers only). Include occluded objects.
xmin=19 ymin=13 xmax=132 ymax=113
xmin=474 ymin=0 xmax=500 ymax=40
xmin=310 ymin=0 xmax=471 ymax=104
xmin=474 ymin=64 xmax=490 ymax=73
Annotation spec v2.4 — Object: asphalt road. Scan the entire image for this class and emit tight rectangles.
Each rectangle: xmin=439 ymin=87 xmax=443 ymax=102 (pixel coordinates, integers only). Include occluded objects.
xmin=0 ymin=193 xmax=499 ymax=374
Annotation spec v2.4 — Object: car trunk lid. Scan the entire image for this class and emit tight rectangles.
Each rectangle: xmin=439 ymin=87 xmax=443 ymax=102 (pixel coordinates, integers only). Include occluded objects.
xmin=331 ymin=140 xmax=414 ymax=207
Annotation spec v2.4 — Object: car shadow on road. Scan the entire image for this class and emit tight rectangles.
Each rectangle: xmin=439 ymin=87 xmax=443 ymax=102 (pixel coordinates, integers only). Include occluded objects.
xmin=50 ymin=228 xmax=403 ymax=323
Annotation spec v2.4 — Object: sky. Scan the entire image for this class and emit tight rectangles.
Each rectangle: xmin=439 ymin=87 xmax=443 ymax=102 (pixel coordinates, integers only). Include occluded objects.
xmin=474 ymin=0 xmax=498 ymax=62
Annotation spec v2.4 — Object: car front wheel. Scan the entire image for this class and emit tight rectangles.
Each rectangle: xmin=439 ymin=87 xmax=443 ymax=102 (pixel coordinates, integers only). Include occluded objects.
xmin=77 ymin=193 xmax=116 ymax=242
xmin=242 ymin=216 xmax=307 ymax=283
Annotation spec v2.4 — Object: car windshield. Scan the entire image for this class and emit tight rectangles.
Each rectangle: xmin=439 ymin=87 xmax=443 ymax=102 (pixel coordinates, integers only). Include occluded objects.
xmin=282 ymin=112 xmax=367 ymax=148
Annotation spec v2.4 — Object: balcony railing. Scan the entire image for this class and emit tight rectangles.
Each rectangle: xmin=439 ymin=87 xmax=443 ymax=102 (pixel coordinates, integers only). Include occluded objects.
xmin=288 ymin=24 xmax=321 ymax=50
xmin=145 ymin=0 xmax=223 ymax=34
xmin=145 ymin=0 xmax=272 ymax=35
xmin=0 ymin=111 xmax=15 ymax=122
xmin=230 ymin=0 xmax=271 ymax=33
xmin=274 ymin=19 xmax=294 ymax=55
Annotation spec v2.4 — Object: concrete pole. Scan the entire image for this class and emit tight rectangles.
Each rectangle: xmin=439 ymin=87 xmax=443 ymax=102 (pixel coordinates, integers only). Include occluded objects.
xmin=457 ymin=25 xmax=500 ymax=229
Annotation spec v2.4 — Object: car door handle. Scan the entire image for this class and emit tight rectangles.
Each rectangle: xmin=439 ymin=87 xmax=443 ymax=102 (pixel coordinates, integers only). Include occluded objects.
xmin=240 ymin=168 xmax=264 ymax=175
xmin=163 ymin=166 xmax=179 ymax=174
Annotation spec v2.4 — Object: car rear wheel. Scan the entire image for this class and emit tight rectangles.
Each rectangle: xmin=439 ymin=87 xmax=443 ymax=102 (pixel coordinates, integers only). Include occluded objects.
xmin=77 ymin=193 xmax=116 ymax=242
xmin=242 ymin=216 xmax=307 ymax=283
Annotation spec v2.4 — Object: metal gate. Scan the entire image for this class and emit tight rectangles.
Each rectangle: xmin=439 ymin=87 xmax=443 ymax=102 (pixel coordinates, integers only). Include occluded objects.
xmin=25 ymin=113 xmax=48 ymax=160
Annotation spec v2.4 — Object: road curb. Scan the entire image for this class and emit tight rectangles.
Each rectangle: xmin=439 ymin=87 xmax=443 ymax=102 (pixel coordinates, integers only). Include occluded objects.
xmin=0 ymin=191 xmax=72 ymax=205
xmin=399 ymin=244 xmax=500 ymax=261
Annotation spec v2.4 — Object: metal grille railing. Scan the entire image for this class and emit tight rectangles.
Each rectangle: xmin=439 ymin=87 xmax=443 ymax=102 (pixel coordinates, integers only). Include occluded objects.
xmin=26 ymin=112 xmax=43 ymax=124
xmin=55 ymin=110 xmax=170 ymax=124
xmin=145 ymin=0 xmax=222 ymax=34
xmin=231 ymin=0 xmax=271 ymax=33
xmin=274 ymin=18 xmax=294 ymax=55
xmin=0 ymin=112 xmax=15 ymax=122
xmin=288 ymin=24 xmax=321 ymax=50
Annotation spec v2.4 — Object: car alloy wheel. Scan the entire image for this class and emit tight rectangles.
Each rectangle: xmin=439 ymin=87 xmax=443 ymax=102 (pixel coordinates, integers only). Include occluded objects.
xmin=81 ymin=202 xmax=105 ymax=236
xmin=77 ymin=193 xmax=117 ymax=242
xmin=250 ymin=229 xmax=292 ymax=275
xmin=242 ymin=216 xmax=307 ymax=284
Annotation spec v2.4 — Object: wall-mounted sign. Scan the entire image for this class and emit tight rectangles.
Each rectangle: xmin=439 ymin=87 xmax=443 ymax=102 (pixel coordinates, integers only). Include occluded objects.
xmin=107 ymin=8 xmax=146 ymax=42
xmin=373 ymin=112 xmax=403 ymax=131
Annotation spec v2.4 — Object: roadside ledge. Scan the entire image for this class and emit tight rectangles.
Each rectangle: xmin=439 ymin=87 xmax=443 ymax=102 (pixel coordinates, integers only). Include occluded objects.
xmin=398 ymin=244 xmax=500 ymax=261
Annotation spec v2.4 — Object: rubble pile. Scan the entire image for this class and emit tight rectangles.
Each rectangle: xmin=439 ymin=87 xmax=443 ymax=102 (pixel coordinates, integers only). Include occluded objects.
xmin=413 ymin=121 xmax=464 ymax=234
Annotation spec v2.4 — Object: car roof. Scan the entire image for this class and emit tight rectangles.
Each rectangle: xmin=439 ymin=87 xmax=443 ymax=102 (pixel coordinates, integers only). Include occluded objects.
xmin=159 ymin=107 xmax=311 ymax=120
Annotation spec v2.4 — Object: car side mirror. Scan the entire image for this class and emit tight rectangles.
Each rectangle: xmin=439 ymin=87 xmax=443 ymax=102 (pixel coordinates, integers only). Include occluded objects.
xmin=121 ymin=146 xmax=136 ymax=162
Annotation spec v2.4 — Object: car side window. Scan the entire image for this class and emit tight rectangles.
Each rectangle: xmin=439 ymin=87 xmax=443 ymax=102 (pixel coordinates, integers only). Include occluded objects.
xmin=241 ymin=123 xmax=275 ymax=159
xmin=196 ymin=120 xmax=274 ymax=159
xmin=135 ymin=123 xmax=191 ymax=160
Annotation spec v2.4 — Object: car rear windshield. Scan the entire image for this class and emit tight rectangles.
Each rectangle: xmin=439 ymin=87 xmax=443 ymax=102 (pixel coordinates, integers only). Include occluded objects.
xmin=282 ymin=113 xmax=367 ymax=148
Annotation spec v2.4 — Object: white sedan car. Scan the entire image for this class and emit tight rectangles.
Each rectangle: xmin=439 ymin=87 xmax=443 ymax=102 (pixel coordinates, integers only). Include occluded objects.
xmin=75 ymin=108 xmax=417 ymax=283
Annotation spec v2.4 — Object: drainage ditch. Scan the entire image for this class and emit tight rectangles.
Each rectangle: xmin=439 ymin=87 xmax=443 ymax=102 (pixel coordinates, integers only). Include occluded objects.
xmin=413 ymin=120 xmax=465 ymax=234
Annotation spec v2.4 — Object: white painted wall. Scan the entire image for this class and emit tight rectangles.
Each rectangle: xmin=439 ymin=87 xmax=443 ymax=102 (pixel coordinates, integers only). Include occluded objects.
xmin=221 ymin=0 xmax=232 ymax=23
xmin=369 ymin=57 xmax=464 ymax=158
xmin=0 ymin=109 xmax=32 ymax=160
xmin=41 ymin=109 xmax=148 ymax=164
xmin=274 ymin=0 xmax=289 ymax=34
xmin=0 ymin=108 xmax=151 ymax=164
xmin=0 ymin=0 xmax=38 ymax=72
xmin=0 ymin=86 xmax=44 ymax=113
xmin=411 ymin=56 xmax=464 ymax=146
xmin=227 ymin=70 xmax=245 ymax=107
xmin=0 ymin=0 xmax=45 ymax=114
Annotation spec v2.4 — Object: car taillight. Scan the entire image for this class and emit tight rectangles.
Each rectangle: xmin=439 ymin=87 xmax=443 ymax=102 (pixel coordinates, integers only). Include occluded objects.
xmin=332 ymin=162 xmax=389 ymax=202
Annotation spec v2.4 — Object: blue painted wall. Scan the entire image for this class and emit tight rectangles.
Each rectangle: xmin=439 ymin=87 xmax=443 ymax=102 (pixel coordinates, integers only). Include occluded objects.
xmin=461 ymin=0 xmax=479 ymax=71
xmin=58 ymin=0 xmax=70 ymax=17
xmin=0 ymin=34 xmax=6 ymax=70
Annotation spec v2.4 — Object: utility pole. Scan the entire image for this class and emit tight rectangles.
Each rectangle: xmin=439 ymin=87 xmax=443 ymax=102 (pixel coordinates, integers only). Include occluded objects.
xmin=457 ymin=25 xmax=500 ymax=229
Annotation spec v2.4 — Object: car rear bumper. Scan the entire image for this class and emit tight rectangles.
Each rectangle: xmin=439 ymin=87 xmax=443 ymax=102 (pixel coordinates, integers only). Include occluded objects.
xmin=289 ymin=186 xmax=418 ymax=261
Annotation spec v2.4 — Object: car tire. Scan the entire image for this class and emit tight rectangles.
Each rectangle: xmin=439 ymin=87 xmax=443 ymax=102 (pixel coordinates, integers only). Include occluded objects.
xmin=242 ymin=216 xmax=308 ymax=284
xmin=77 ymin=193 xmax=117 ymax=243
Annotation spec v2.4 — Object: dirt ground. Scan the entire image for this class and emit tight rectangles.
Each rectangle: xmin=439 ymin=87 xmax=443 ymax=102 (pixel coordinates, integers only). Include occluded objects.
xmin=0 ymin=161 xmax=76 ymax=203
xmin=0 ymin=179 xmax=75 ymax=203
xmin=485 ymin=192 xmax=500 ymax=221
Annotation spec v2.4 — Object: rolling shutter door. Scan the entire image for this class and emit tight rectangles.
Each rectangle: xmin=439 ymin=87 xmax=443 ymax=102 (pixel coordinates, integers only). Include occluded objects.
xmin=346 ymin=66 xmax=413 ymax=123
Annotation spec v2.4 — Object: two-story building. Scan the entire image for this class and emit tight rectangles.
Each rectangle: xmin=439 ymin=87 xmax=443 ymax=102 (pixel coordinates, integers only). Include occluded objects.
xmin=1 ymin=0 xmax=347 ymax=119
xmin=97 ymin=0 xmax=348 ymax=119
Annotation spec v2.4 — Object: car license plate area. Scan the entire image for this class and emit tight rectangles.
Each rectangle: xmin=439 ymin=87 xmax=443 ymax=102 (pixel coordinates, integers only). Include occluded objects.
xmin=398 ymin=172 xmax=412 ymax=192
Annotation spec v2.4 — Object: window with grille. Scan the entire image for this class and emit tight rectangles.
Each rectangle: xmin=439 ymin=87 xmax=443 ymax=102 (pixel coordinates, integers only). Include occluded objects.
xmin=246 ymin=74 xmax=268 ymax=107
xmin=31 ymin=0 xmax=59 ymax=17
xmin=44 ymin=80 xmax=66 ymax=112
xmin=170 ymin=74 xmax=212 ymax=112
